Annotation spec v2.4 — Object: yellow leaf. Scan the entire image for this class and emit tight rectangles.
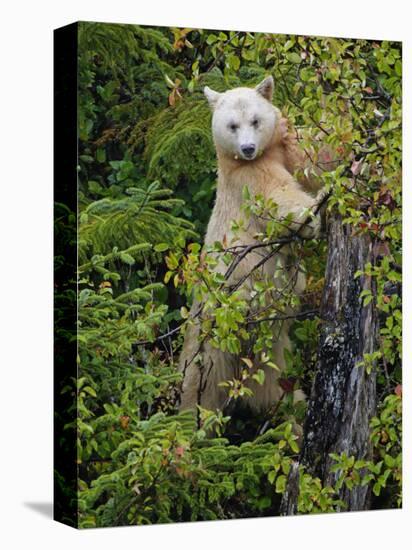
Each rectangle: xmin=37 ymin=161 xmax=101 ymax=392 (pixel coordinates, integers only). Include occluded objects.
xmin=241 ymin=357 xmax=253 ymax=369
xmin=164 ymin=74 xmax=176 ymax=88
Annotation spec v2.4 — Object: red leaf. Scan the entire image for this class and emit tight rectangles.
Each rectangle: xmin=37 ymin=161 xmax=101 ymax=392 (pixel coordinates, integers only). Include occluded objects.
xmin=378 ymin=191 xmax=396 ymax=211
xmin=374 ymin=241 xmax=390 ymax=257
xmin=175 ymin=446 xmax=185 ymax=457
xmin=119 ymin=415 xmax=130 ymax=430
xmin=394 ymin=384 xmax=402 ymax=397
xmin=279 ymin=377 xmax=297 ymax=393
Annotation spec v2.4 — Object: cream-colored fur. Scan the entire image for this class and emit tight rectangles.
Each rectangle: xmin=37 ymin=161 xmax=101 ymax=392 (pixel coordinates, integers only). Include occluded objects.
xmin=179 ymin=76 xmax=324 ymax=413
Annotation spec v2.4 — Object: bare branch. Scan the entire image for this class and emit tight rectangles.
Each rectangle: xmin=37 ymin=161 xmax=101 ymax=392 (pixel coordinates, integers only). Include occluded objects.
xmin=247 ymin=308 xmax=319 ymax=325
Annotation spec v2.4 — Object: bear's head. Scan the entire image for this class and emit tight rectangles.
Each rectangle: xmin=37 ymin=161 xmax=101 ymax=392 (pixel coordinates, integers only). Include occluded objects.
xmin=204 ymin=76 xmax=278 ymax=161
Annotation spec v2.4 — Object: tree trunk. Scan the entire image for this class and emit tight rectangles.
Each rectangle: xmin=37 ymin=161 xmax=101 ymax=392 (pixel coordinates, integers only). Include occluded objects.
xmin=281 ymin=215 xmax=378 ymax=513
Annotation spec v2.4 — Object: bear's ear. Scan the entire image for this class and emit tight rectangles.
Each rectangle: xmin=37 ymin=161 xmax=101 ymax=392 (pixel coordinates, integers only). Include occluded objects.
xmin=204 ymin=86 xmax=221 ymax=109
xmin=255 ymin=76 xmax=274 ymax=101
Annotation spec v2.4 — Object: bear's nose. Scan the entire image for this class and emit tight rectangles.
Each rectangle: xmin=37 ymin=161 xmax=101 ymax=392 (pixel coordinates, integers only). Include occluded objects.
xmin=241 ymin=144 xmax=256 ymax=158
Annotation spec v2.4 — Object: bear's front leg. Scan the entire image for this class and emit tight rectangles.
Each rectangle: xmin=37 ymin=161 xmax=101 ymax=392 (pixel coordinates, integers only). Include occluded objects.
xmin=268 ymin=169 xmax=327 ymax=239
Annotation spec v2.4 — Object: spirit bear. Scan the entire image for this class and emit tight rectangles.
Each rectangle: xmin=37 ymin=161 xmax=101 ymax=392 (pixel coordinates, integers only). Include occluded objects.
xmin=179 ymin=76 xmax=325 ymax=413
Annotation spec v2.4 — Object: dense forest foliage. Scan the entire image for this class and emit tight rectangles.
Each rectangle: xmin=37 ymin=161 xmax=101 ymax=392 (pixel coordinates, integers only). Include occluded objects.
xmin=56 ymin=23 xmax=401 ymax=527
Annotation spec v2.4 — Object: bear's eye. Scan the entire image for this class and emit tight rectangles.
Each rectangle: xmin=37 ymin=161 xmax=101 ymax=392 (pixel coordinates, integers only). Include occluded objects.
xmin=229 ymin=123 xmax=238 ymax=132
xmin=251 ymin=118 xmax=259 ymax=128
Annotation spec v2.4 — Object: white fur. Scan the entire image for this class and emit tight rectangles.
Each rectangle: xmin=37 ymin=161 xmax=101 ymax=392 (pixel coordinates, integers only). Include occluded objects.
xmin=179 ymin=77 xmax=322 ymax=413
xmin=205 ymin=77 xmax=277 ymax=161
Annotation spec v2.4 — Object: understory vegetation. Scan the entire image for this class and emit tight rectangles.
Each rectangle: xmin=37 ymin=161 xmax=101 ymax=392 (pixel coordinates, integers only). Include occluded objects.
xmin=55 ymin=23 xmax=401 ymax=526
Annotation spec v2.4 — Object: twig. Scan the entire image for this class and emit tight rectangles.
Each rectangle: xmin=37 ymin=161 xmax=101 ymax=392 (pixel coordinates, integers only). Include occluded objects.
xmin=247 ymin=308 xmax=319 ymax=325
xmin=229 ymin=192 xmax=330 ymax=293
xmin=134 ymin=303 xmax=203 ymax=346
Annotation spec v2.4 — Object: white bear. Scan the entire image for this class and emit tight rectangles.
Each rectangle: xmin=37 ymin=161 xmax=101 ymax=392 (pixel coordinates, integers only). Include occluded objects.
xmin=178 ymin=76 xmax=325 ymax=414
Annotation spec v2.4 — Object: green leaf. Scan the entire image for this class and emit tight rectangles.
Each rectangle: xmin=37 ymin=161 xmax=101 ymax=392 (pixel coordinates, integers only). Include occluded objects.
xmin=242 ymin=185 xmax=251 ymax=201
xmin=257 ymin=496 xmax=271 ymax=509
xmin=154 ymin=243 xmax=169 ymax=252
xmin=363 ymin=294 xmax=373 ymax=306
xmin=96 ymin=148 xmax=106 ymax=163
xmin=252 ymin=369 xmax=265 ymax=386
xmin=373 ymin=482 xmax=382 ymax=496
xmin=119 ymin=252 xmax=135 ymax=265
xmin=180 ymin=306 xmax=189 ymax=319
xmin=286 ymin=52 xmax=301 ymax=64
xmin=83 ymin=386 xmax=97 ymax=397
xmin=275 ymin=474 xmax=286 ymax=493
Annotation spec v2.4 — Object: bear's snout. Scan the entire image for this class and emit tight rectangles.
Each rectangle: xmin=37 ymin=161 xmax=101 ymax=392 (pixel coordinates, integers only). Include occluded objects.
xmin=240 ymin=143 xmax=256 ymax=159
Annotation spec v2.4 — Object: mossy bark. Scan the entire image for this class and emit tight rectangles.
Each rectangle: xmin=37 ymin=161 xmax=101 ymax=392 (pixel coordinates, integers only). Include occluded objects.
xmin=281 ymin=215 xmax=378 ymax=514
